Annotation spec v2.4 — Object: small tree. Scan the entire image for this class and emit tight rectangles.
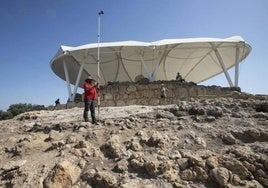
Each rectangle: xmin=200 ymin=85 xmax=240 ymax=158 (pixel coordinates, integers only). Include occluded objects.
xmin=0 ymin=103 xmax=47 ymax=121
xmin=0 ymin=110 xmax=13 ymax=120
xmin=7 ymin=103 xmax=47 ymax=117
xmin=7 ymin=103 xmax=32 ymax=117
xmin=32 ymin=105 xmax=46 ymax=111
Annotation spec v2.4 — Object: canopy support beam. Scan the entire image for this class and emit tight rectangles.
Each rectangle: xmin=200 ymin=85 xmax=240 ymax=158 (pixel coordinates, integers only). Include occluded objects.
xmin=71 ymin=63 xmax=84 ymax=101
xmin=63 ymin=60 xmax=72 ymax=101
xmin=151 ymin=64 xmax=159 ymax=81
xmin=140 ymin=55 xmax=153 ymax=81
xmin=234 ymin=47 xmax=240 ymax=87
xmin=214 ymin=48 xmax=234 ymax=87
xmin=151 ymin=48 xmax=169 ymax=81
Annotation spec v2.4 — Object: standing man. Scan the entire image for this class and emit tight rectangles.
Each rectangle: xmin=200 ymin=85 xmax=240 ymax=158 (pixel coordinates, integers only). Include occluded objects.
xmin=83 ymin=76 xmax=98 ymax=124
xmin=160 ymin=83 xmax=168 ymax=104
xmin=160 ymin=84 xmax=167 ymax=98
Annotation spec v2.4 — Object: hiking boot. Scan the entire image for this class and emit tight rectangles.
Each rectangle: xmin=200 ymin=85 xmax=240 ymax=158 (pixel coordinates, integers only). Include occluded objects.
xmin=92 ymin=121 xmax=99 ymax=125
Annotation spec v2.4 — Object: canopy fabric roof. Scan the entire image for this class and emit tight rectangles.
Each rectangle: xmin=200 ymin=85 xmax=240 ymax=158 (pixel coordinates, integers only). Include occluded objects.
xmin=50 ymin=36 xmax=251 ymax=90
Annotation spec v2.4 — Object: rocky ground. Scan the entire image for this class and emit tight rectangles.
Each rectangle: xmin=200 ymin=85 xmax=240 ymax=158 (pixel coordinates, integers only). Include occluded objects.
xmin=0 ymin=92 xmax=268 ymax=188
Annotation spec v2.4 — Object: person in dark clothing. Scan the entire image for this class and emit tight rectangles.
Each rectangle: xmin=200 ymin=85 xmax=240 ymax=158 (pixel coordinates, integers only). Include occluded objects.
xmin=53 ymin=98 xmax=60 ymax=110
xmin=176 ymin=72 xmax=185 ymax=82
xmin=55 ymin=98 xmax=60 ymax=105
xmin=83 ymin=76 xmax=98 ymax=124
xmin=160 ymin=84 xmax=167 ymax=98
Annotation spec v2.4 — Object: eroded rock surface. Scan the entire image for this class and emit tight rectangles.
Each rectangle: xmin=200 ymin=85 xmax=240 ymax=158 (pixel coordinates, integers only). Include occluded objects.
xmin=0 ymin=94 xmax=267 ymax=187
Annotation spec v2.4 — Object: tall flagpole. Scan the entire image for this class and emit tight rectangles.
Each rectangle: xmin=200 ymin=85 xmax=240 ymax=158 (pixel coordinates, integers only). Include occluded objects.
xmin=97 ymin=10 xmax=104 ymax=121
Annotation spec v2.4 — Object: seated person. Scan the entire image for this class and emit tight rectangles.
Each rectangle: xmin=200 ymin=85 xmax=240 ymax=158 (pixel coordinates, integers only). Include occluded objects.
xmin=176 ymin=72 xmax=185 ymax=82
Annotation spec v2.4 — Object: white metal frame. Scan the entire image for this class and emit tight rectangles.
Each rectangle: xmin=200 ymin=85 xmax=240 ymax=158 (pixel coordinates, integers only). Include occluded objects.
xmin=234 ymin=47 xmax=240 ymax=87
xmin=62 ymin=42 xmax=245 ymax=100
xmin=212 ymin=43 xmax=242 ymax=88
xmin=213 ymin=48 xmax=234 ymax=87
xmin=63 ymin=60 xmax=72 ymax=101
xmin=63 ymin=60 xmax=84 ymax=102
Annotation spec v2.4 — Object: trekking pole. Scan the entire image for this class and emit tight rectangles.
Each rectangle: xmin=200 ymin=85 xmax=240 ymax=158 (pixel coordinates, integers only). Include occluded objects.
xmin=97 ymin=10 xmax=104 ymax=121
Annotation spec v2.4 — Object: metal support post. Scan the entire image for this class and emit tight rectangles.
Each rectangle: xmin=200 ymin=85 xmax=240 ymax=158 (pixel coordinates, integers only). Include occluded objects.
xmin=71 ymin=63 xmax=84 ymax=101
xmin=63 ymin=60 xmax=72 ymax=101
xmin=234 ymin=47 xmax=240 ymax=87
xmin=214 ymin=48 xmax=234 ymax=87
xmin=139 ymin=55 xmax=153 ymax=81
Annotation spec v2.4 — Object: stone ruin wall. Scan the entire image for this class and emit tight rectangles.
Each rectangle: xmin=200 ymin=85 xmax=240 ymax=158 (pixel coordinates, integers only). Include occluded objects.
xmin=99 ymin=81 xmax=238 ymax=106
xmin=66 ymin=81 xmax=241 ymax=108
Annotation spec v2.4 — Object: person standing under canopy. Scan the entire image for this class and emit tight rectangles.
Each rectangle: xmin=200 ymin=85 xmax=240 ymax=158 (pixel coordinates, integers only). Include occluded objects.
xmin=160 ymin=84 xmax=167 ymax=98
xmin=176 ymin=72 xmax=185 ymax=82
xmin=83 ymin=76 xmax=98 ymax=124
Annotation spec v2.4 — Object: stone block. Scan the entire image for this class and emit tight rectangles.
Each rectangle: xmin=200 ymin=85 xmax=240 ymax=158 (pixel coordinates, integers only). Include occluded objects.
xmin=149 ymin=98 xmax=160 ymax=105
xmin=136 ymin=84 xmax=148 ymax=91
xmin=142 ymin=90 xmax=155 ymax=98
xmin=122 ymin=94 xmax=129 ymax=99
xmin=116 ymin=100 xmax=126 ymax=106
xmin=126 ymin=85 xmax=137 ymax=92
xmin=197 ymin=86 xmax=207 ymax=95
xmin=175 ymin=87 xmax=188 ymax=98
xmin=188 ymin=87 xmax=198 ymax=97
xmin=148 ymin=84 xmax=160 ymax=90
xmin=104 ymin=93 xmax=113 ymax=100
xmin=103 ymin=100 xmax=116 ymax=107
xmin=119 ymin=85 xmax=128 ymax=93
xmin=126 ymin=99 xmax=137 ymax=105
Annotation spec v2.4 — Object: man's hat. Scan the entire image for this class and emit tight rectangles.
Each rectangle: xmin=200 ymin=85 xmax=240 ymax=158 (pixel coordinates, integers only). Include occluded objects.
xmin=86 ymin=76 xmax=93 ymax=80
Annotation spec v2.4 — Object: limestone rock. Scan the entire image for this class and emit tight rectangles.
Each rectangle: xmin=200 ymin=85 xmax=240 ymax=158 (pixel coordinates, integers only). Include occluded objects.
xmin=100 ymin=135 xmax=125 ymax=159
xmin=135 ymin=130 xmax=149 ymax=143
xmin=220 ymin=156 xmax=252 ymax=180
xmin=162 ymin=169 xmax=180 ymax=182
xmin=264 ymin=158 xmax=268 ymax=171
xmin=1 ymin=159 xmax=27 ymax=174
xmin=130 ymin=139 xmax=142 ymax=151
xmin=207 ymin=106 xmax=223 ymax=118
xmin=43 ymin=160 xmax=81 ymax=188
xmin=177 ymin=158 xmax=190 ymax=171
xmin=255 ymin=169 xmax=268 ymax=187
xmin=156 ymin=110 xmax=175 ymax=119
xmin=147 ymin=131 xmax=169 ymax=148
xmin=144 ymin=160 xmax=160 ymax=177
xmin=206 ymin=156 xmax=219 ymax=169
xmin=129 ymin=158 xmax=144 ymax=170
xmin=0 ymin=90 xmax=268 ymax=187
xmin=194 ymin=166 xmax=208 ymax=182
xmin=113 ymin=159 xmax=129 ymax=173
xmin=210 ymin=167 xmax=231 ymax=187
xmin=92 ymin=171 xmax=117 ymax=188
xmin=222 ymin=133 xmax=237 ymax=145
xmin=181 ymin=169 xmax=197 ymax=181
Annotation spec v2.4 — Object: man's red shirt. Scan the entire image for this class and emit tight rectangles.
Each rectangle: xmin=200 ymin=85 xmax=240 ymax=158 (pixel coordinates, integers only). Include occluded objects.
xmin=84 ymin=82 xmax=97 ymax=100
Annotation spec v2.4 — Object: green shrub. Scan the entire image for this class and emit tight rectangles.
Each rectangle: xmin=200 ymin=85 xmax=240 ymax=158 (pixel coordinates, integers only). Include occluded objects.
xmin=0 ymin=110 xmax=13 ymax=120
xmin=8 ymin=103 xmax=47 ymax=116
xmin=0 ymin=103 xmax=47 ymax=121
xmin=7 ymin=103 xmax=33 ymax=117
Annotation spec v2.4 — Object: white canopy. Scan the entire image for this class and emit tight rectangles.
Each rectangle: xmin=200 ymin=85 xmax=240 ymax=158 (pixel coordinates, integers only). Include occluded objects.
xmin=50 ymin=36 xmax=251 ymax=101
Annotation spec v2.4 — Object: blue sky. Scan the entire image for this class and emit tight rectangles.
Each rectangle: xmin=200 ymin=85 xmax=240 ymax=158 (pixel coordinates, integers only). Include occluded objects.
xmin=0 ymin=0 xmax=267 ymax=110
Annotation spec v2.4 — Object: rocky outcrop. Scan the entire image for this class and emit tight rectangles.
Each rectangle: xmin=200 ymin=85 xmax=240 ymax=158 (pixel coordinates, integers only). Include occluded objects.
xmin=43 ymin=160 xmax=81 ymax=188
xmin=0 ymin=93 xmax=267 ymax=187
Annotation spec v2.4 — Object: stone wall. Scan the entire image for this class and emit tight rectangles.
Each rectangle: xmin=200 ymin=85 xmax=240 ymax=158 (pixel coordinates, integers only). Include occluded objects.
xmin=100 ymin=81 xmax=241 ymax=106
xmin=67 ymin=81 xmax=241 ymax=108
